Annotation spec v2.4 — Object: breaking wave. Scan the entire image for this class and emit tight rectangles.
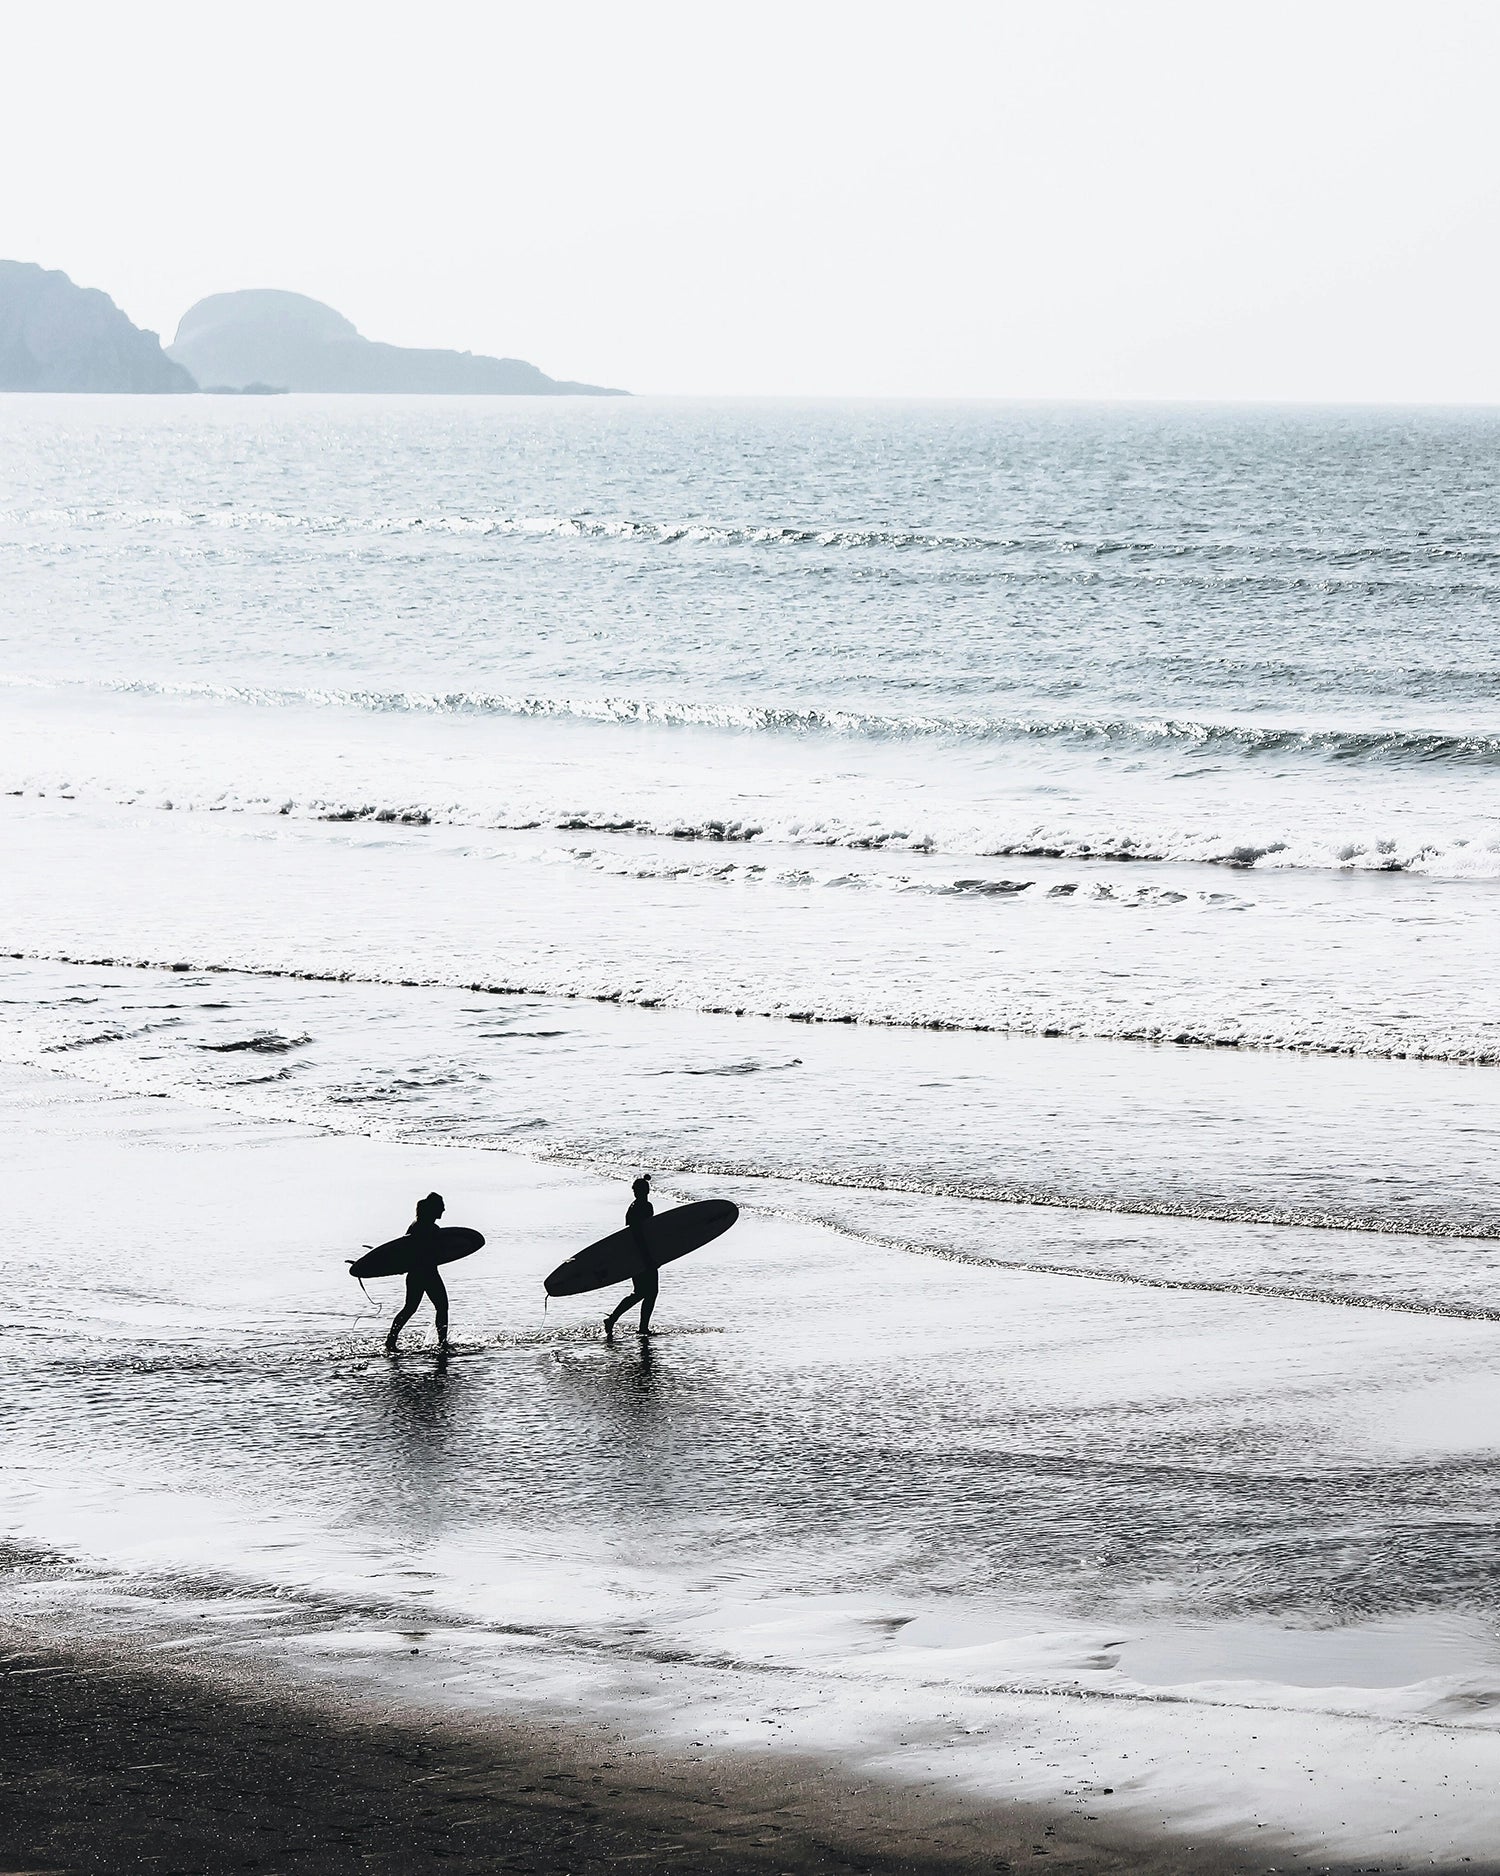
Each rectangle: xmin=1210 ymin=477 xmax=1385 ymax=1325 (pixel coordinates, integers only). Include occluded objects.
xmin=11 ymin=501 xmax=1500 ymax=572
xmin=43 ymin=676 xmax=1500 ymax=771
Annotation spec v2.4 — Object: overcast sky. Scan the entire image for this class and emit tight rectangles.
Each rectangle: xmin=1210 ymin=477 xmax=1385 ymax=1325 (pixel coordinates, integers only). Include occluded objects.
xmin=3 ymin=0 xmax=1498 ymax=399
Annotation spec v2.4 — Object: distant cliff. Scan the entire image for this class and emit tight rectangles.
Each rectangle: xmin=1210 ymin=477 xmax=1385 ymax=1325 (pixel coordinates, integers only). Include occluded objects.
xmin=0 ymin=261 xmax=196 ymax=392
xmin=168 ymin=290 xmax=625 ymax=395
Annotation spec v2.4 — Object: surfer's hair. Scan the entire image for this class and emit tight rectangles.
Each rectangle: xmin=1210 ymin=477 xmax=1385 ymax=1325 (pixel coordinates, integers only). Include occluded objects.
xmin=416 ymin=1191 xmax=445 ymax=1222
xmin=632 ymin=1174 xmax=650 ymax=1194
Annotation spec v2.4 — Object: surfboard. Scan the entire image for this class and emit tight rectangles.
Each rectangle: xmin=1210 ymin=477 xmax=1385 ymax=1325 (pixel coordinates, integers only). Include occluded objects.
xmin=349 ymin=1227 xmax=485 ymax=1280
xmin=544 ymin=1200 xmax=738 ymax=1298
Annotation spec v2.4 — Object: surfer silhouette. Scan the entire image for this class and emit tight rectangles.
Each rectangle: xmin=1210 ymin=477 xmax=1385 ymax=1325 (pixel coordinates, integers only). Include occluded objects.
xmin=604 ymin=1175 xmax=658 ymax=1339
xmin=385 ymin=1192 xmax=450 ymax=1353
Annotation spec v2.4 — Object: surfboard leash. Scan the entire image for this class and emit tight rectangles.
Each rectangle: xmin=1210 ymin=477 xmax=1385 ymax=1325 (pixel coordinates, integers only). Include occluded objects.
xmin=346 ymin=1248 xmax=386 ymax=1325
xmin=344 ymin=1254 xmax=385 ymax=1328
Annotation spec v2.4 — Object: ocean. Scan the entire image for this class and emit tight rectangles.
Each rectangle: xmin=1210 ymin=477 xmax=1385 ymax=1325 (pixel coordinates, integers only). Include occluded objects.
xmin=3 ymin=393 xmax=1499 ymax=1858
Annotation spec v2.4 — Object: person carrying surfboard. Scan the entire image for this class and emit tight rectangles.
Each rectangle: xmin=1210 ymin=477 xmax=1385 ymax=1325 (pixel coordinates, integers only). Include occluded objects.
xmin=385 ymin=1192 xmax=450 ymax=1353
xmin=604 ymin=1175 xmax=658 ymax=1339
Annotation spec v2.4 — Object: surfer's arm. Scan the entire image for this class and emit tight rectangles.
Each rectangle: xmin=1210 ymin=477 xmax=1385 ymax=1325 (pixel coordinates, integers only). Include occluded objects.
xmin=627 ymin=1209 xmax=657 ymax=1273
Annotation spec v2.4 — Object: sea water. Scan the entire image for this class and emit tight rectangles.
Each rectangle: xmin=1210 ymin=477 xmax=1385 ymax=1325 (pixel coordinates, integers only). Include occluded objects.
xmin=2 ymin=396 xmax=1500 ymax=1830
xmin=2 ymin=395 xmax=1497 ymax=1218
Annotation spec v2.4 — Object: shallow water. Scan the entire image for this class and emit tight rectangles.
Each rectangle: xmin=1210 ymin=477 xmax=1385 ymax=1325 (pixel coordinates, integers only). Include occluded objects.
xmin=6 ymin=1067 xmax=1500 ymax=1695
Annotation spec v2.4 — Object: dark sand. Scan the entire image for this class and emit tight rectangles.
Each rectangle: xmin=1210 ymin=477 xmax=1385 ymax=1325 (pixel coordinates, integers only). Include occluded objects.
xmin=0 ymin=1639 xmax=1302 ymax=1876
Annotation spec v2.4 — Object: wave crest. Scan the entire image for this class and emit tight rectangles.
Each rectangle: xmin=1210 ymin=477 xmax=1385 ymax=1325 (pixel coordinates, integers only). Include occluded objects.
xmin=54 ymin=677 xmax=1500 ymax=770
xmin=12 ymin=502 xmax=1500 ymax=572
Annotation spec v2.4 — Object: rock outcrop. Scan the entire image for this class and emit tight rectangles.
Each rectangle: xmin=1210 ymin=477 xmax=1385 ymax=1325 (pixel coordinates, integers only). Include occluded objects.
xmin=168 ymin=289 xmax=623 ymax=395
xmin=0 ymin=261 xmax=196 ymax=392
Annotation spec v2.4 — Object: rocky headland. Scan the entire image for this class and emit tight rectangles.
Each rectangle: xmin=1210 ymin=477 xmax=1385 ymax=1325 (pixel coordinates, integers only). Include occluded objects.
xmin=0 ymin=261 xmax=195 ymax=392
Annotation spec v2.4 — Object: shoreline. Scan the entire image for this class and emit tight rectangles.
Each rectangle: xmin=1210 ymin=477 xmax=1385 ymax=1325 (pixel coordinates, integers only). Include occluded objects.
xmin=6 ymin=951 xmax=1499 ymax=1257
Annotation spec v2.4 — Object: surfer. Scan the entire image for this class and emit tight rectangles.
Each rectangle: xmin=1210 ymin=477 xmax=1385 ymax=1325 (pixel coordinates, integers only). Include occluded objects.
xmin=604 ymin=1175 xmax=658 ymax=1339
xmin=385 ymin=1192 xmax=450 ymax=1353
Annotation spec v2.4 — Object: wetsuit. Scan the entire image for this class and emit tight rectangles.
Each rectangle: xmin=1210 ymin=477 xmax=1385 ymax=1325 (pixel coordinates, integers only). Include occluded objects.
xmin=605 ymin=1195 xmax=657 ymax=1333
xmin=386 ymin=1219 xmax=449 ymax=1347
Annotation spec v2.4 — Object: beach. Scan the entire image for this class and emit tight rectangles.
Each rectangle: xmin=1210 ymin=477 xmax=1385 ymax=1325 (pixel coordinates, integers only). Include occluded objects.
xmin=2 ymin=1640 xmax=1098 ymax=1876
xmin=2 ymin=394 xmax=1499 ymax=1870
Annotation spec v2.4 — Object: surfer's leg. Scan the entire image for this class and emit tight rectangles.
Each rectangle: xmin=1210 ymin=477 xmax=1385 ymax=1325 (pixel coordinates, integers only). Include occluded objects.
xmin=604 ymin=1289 xmax=639 ymax=1338
xmin=386 ymin=1273 xmax=423 ymax=1350
xmin=427 ymin=1270 xmax=449 ymax=1346
xmin=636 ymin=1270 xmax=659 ymax=1335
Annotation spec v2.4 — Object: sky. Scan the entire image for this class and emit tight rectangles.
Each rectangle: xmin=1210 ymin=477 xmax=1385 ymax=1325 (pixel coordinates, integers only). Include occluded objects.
xmin=3 ymin=0 xmax=1498 ymax=399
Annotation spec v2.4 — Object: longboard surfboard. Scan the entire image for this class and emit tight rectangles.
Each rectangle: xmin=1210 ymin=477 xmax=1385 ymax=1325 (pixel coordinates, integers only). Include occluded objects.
xmin=350 ymin=1226 xmax=486 ymax=1280
xmin=544 ymin=1200 xmax=738 ymax=1298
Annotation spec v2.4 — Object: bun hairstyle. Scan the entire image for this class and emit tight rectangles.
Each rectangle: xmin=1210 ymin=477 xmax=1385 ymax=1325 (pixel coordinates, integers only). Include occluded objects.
xmin=632 ymin=1174 xmax=651 ymax=1195
xmin=416 ymin=1191 xmax=445 ymax=1223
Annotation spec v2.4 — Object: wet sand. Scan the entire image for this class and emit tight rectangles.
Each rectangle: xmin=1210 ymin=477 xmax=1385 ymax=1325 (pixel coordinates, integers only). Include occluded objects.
xmin=0 ymin=1635 xmax=1267 ymax=1876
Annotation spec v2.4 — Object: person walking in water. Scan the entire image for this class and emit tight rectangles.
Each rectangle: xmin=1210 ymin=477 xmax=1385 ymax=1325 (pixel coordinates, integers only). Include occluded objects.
xmin=386 ymin=1191 xmax=450 ymax=1353
xmin=605 ymin=1175 xmax=658 ymax=1339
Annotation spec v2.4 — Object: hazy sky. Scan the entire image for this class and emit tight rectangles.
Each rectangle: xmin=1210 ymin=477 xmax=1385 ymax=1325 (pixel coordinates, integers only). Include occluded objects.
xmin=4 ymin=0 xmax=1498 ymax=399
